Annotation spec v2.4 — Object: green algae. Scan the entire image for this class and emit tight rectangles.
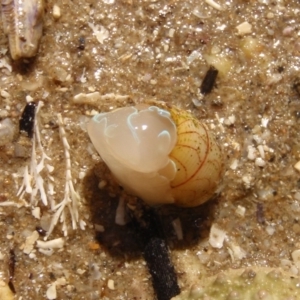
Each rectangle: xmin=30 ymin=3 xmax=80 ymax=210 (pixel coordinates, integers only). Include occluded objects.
xmin=172 ymin=267 xmax=300 ymax=300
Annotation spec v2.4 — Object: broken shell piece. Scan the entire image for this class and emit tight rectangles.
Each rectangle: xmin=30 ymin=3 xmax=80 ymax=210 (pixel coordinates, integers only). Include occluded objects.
xmin=1 ymin=0 xmax=44 ymax=60
xmin=87 ymin=105 xmax=223 ymax=207
xmin=236 ymin=21 xmax=252 ymax=35
xmin=294 ymin=161 xmax=300 ymax=172
xmin=209 ymin=224 xmax=226 ymax=248
xmin=46 ymin=283 xmax=57 ymax=300
xmin=36 ymin=238 xmax=65 ymax=249
xmin=0 ymin=280 xmax=14 ymax=300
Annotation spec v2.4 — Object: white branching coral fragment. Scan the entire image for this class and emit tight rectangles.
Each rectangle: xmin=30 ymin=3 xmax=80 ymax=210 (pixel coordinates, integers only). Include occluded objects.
xmin=16 ymin=101 xmax=83 ymax=237
xmin=17 ymin=101 xmax=55 ymax=208
xmin=47 ymin=114 xmax=82 ymax=237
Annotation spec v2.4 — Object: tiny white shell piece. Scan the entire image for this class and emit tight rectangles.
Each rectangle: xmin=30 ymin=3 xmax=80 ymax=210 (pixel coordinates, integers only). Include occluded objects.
xmin=209 ymin=224 xmax=226 ymax=248
xmin=46 ymin=283 xmax=57 ymax=300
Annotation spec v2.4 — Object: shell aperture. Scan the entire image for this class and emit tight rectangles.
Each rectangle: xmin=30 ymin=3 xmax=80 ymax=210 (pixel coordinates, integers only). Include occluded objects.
xmin=87 ymin=105 xmax=223 ymax=207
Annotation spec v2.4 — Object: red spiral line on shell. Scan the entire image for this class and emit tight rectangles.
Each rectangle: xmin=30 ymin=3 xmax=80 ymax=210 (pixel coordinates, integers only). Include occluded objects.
xmin=170 ymin=119 xmax=211 ymax=189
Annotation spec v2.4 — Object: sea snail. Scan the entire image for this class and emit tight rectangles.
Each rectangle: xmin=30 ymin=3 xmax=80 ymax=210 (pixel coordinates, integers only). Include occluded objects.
xmin=87 ymin=105 xmax=223 ymax=207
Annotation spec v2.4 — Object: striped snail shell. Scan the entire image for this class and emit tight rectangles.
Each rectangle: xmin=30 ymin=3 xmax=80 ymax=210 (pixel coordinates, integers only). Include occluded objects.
xmin=87 ymin=105 xmax=223 ymax=207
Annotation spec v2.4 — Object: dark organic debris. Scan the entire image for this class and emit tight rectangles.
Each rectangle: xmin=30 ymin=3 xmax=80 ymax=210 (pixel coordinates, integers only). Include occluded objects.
xmin=8 ymin=249 xmax=15 ymax=280
xmin=200 ymin=66 xmax=218 ymax=95
xmin=8 ymin=281 xmax=16 ymax=294
xmin=19 ymin=102 xmax=36 ymax=138
xmin=78 ymin=37 xmax=85 ymax=50
xmin=256 ymin=202 xmax=265 ymax=224
xmin=144 ymin=238 xmax=180 ymax=300
xmin=8 ymin=249 xmax=16 ymax=293
xmin=277 ymin=66 xmax=284 ymax=73
xmin=130 ymin=206 xmax=180 ymax=300
xmin=36 ymin=226 xmax=47 ymax=236
xmin=293 ymin=80 xmax=300 ymax=97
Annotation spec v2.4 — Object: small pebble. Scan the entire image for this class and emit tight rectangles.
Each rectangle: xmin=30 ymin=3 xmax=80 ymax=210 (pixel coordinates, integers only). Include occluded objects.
xmin=53 ymin=4 xmax=61 ymax=19
xmin=108 ymin=279 xmax=115 ymax=290
xmin=236 ymin=22 xmax=252 ymax=35
xmin=282 ymin=26 xmax=294 ymax=36
xmin=294 ymin=161 xmax=300 ymax=171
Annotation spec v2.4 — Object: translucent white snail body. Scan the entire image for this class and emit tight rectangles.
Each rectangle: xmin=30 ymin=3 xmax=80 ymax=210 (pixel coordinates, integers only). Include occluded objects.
xmin=87 ymin=105 xmax=223 ymax=207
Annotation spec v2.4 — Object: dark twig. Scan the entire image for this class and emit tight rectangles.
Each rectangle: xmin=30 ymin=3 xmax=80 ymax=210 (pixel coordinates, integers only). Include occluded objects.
xmin=8 ymin=249 xmax=16 ymax=293
xmin=200 ymin=66 xmax=218 ymax=95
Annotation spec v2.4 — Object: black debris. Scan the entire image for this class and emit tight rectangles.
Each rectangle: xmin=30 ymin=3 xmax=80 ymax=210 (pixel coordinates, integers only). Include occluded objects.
xmin=8 ymin=249 xmax=16 ymax=293
xmin=256 ymin=202 xmax=265 ymax=224
xmin=36 ymin=226 xmax=47 ymax=236
xmin=78 ymin=37 xmax=85 ymax=50
xmin=144 ymin=238 xmax=181 ymax=300
xmin=277 ymin=66 xmax=284 ymax=73
xmin=19 ymin=102 xmax=36 ymax=138
xmin=8 ymin=280 xmax=16 ymax=294
xmin=200 ymin=66 xmax=218 ymax=95
xmin=8 ymin=249 xmax=15 ymax=280
xmin=130 ymin=206 xmax=180 ymax=300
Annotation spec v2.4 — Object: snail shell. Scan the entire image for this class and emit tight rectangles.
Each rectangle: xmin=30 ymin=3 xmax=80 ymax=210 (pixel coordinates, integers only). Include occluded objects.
xmin=87 ymin=105 xmax=223 ymax=207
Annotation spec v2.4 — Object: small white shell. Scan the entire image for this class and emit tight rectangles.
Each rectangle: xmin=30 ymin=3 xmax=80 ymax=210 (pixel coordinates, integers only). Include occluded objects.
xmin=87 ymin=105 xmax=223 ymax=207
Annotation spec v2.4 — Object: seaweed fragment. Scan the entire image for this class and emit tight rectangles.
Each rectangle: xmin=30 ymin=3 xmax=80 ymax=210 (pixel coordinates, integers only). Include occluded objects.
xmin=130 ymin=206 xmax=180 ymax=300
xmin=200 ymin=66 xmax=218 ymax=95
xmin=19 ymin=102 xmax=36 ymax=138
xmin=144 ymin=238 xmax=180 ymax=300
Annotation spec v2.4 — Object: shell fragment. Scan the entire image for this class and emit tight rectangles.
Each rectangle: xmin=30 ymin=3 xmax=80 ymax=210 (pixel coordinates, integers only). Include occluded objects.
xmin=1 ymin=0 xmax=44 ymax=60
